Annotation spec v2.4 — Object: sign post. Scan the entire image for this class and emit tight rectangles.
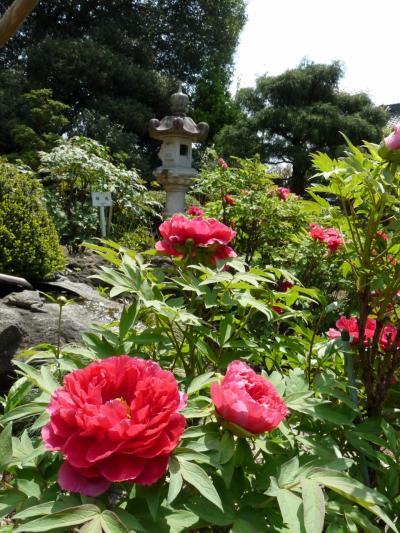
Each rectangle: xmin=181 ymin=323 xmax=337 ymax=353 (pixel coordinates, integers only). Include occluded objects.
xmin=91 ymin=192 xmax=112 ymax=238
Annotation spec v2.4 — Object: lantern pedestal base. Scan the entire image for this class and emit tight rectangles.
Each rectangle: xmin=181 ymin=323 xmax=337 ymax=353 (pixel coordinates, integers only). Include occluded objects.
xmin=154 ymin=168 xmax=197 ymax=216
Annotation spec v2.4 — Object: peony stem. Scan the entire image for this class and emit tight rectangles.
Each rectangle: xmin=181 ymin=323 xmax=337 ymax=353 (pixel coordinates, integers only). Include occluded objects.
xmin=345 ymin=352 xmax=370 ymax=486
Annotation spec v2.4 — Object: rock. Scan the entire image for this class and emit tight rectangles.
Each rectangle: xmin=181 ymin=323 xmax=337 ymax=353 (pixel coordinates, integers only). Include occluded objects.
xmin=0 ymin=273 xmax=33 ymax=290
xmin=0 ymin=285 xmax=122 ymax=392
xmin=0 ymin=307 xmax=24 ymax=390
xmin=3 ymin=290 xmax=44 ymax=312
xmin=35 ymin=279 xmax=109 ymax=303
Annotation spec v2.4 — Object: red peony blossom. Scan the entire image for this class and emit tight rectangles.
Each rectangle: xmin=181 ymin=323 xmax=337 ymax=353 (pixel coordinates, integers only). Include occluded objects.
xmin=375 ymin=230 xmax=388 ymax=241
xmin=328 ymin=316 xmax=376 ymax=346
xmin=155 ymin=215 xmax=236 ymax=264
xmin=309 ymin=223 xmax=343 ymax=252
xmin=224 ymin=194 xmax=236 ymax=205
xmin=281 ymin=280 xmax=294 ymax=291
xmin=187 ymin=205 xmax=204 ymax=217
xmin=276 ymin=187 xmax=291 ymax=201
xmin=323 ymin=228 xmax=343 ymax=253
xmin=218 ymin=157 xmax=229 ymax=170
xmin=42 ymin=356 xmax=186 ymax=497
xmin=384 ymin=125 xmax=400 ymax=151
xmin=309 ymin=223 xmax=325 ymax=242
xmin=211 ymin=361 xmax=288 ymax=434
xmin=379 ymin=324 xmax=399 ymax=351
xmin=328 ymin=317 xmax=399 ymax=352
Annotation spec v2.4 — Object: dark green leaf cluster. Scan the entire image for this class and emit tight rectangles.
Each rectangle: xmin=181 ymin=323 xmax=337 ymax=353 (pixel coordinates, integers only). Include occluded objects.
xmin=216 ymin=61 xmax=388 ymax=194
xmin=0 ymin=161 xmax=64 ymax=280
xmin=0 ymin=0 xmax=246 ymax=170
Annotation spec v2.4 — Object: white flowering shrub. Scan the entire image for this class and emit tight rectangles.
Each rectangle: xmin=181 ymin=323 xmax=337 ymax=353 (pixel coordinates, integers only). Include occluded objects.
xmin=39 ymin=136 xmax=161 ymax=248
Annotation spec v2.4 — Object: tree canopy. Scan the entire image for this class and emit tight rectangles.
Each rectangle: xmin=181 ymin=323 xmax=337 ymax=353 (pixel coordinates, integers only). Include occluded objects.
xmin=0 ymin=0 xmax=246 ymax=173
xmin=216 ymin=61 xmax=388 ymax=193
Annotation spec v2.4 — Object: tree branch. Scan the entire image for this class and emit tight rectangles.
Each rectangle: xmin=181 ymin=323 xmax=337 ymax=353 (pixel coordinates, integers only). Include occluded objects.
xmin=0 ymin=0 xmax=38 ymax=47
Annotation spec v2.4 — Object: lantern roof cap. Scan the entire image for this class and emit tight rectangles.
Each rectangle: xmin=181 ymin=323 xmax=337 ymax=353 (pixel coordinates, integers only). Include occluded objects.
xmin=149 ymin=84 xmax=209 ymax=142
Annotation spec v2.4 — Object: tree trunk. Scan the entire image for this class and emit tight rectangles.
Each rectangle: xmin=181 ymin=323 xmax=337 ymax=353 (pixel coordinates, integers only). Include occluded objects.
xmin=290 ymin=152 xmax=310 ymax=195
xmin=0 ymin=0 xmax=38 ymax=47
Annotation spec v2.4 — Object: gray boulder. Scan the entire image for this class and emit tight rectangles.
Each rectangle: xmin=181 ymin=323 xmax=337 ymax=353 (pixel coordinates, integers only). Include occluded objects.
xmin=0 ymin=288 xmax=121 ymax=390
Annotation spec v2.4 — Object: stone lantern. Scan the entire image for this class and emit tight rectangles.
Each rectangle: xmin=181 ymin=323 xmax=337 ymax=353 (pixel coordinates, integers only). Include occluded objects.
xmin=149 ymin=84 xmax=209 ymax=216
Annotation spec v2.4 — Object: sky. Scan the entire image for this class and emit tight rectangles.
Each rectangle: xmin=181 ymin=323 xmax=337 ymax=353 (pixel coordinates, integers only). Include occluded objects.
xmin=233 ymin=0 xmax=399 ymax=105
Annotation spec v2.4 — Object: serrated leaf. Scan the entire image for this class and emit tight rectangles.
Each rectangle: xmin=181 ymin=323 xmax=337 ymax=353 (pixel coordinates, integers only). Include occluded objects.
xmin=179 ymin=460 xmax=223 ymax=510
xmin=14 ymin=505 xmax=100 ymax=532
xmin=278 ymin=456 xmax=300 ymax=485
xmin=111 ymin=509 xmax=144 ymax=532
xmin=302 ymin=479 xmax=325 ymax=533
xmin=167 ymin=457 xmax=183 ymax=504
xmin=119 ymin=301 xmax=139 ymax=340
xmin=219 ymin=431 xmax=235 ymax=464
xmin=187 ymin=372 xmax=215 ymax=395
xmin=165 ymin=510 xmax=198 ymax=532
xmin=100 ymin=511 xmax=129 ymax=533
xmin=0 ymin=424 xmax=13 ymax=470
xmin=0 ymin=403 xmax=47 ymax=424
xmin=276 ymin=489 xmax=305 ymax=533
xmin=79 ymin=517 xmax=102 ymax=533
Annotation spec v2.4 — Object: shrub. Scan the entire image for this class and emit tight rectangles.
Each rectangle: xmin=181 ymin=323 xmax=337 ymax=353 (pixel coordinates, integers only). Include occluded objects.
xmin=39 ymin=136 xmax=159 ymax=249
xmin=119 ymin=226 xmax=155 ymax=252
xmin=0 ymin=161 xmax=64 ymax=280
xmin=195 ymin=155 xmax=308 ymax=264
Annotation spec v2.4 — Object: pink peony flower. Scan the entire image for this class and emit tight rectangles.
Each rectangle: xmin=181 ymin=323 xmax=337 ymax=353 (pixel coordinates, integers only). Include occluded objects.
xmin=42 ymin=356 xmax=186 ymax=497
xmin=187 ymin=205 xmax=204 ymax=217
xmin=309 ymin=223 xmax=343 ymax=252
xmin=211 ymin=361 xmax=288 ymax=434
xmin=384 ymin=126 xmax=400 ymax=152
xmin=155 ymin=215 xmax=236 ymax=264
xmin=375 ymin=230 xmax=388 ymax=241
xmin=277 ymin=187 xmax=291 ymax=201
xmin=379 ymin=324 xmax=399 ymax=351
xmin=309 ymin=223 xmax=326 ymax=242
xmin=323 ymin=228 xmax=344 ymax=253
xmin=328 ymin=316 xmax=376 ymax=346
xmin=218 ymin=158 xmax=229 ymax=170
xmin=223 ymin=194 xmax=236 ymax=205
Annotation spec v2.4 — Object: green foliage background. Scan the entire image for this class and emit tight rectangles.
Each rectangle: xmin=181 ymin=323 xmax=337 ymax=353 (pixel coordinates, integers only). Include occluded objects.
xmin=216 ymin=61 xmax=388 ymax=193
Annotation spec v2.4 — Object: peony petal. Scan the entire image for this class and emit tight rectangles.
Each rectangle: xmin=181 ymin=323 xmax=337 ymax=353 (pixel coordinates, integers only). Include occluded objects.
xmin=100 ymin=453 xmax=144 ymax=482
xmin=58 ymin=462 xmax=110 ymax=497
xmin=133 ymin=454 xmax=169 ymax=485
xmin=63 ymin=434 xmax=95 ymax=468
xmin=86 ymin=438 xmax=124 ymax=463
xmin=210 ymin=382 xmax=223 ymax=410
xmin=155 ymin=240 xmax=181 ymax=256
xmin=42 ymin=423 xmax=65 ymax=450
xmin=178 ymin=391 xmax=187 ymax=411
xmin=327 ymin=328 xmax=341 ymax=340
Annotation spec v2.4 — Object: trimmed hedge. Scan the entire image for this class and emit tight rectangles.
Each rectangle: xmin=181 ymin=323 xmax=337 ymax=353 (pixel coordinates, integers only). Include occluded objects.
xmin=0 ymin=162 xmax=65 ymax=280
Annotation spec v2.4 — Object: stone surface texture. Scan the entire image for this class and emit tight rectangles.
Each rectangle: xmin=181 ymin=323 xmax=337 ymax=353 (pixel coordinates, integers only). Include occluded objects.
xmin=0 ymin=284 xmax=121 ymax=390
xmin=149 ymin=85 xmax=209 ymax=216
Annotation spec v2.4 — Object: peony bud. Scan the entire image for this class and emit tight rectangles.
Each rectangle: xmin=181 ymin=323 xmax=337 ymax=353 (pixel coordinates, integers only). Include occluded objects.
xmin=378 ymin=125 xmax=400 ymax=163
xmin=384 ymin=126 xmax=400 ymax=151
xmin=217 ymin=158 xmax=229 ymax=170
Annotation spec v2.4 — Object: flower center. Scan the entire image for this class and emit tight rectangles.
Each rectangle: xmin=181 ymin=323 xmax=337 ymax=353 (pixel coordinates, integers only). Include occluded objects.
xmin=115 ymin=397 xmax=131 ymax=419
